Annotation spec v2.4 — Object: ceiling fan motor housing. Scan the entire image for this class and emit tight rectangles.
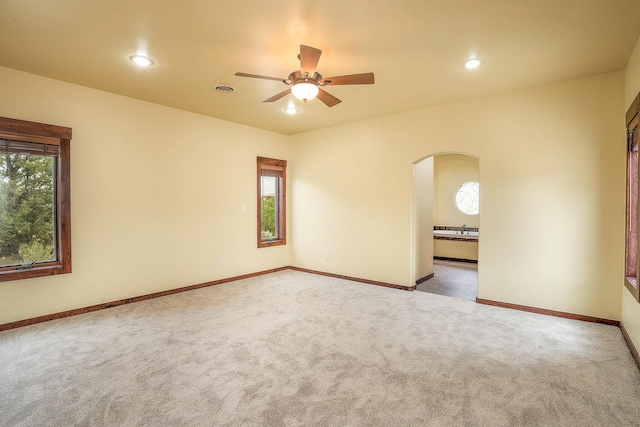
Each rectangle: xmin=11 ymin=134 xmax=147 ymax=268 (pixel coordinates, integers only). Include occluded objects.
xmin=286 ymin=71 xmax=324 ymax=85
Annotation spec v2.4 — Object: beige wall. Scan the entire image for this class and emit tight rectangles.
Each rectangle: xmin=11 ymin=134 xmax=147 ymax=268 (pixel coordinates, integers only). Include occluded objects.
xmin=626 ymin=37 xmax=640 ymax=109
xmin=291 ymin=71 xmax=625 ymax=320
xmin=0 ymin=66 xmax=290 ymax=325
xmin=623 ymin=37 xmax=640 ymax=353
xmin=433 ymin=154 xmax=479 ymax=228
xmin=0 ymin=63 xmax=628 ymax=326
xmin=413 ymin=157 xmax=434 ymax=281
xmin=433 ymin=154 xmax=479 ymax=261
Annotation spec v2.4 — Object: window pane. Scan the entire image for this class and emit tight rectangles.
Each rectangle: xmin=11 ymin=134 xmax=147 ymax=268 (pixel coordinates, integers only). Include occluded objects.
xmin=627 ymin=146 xmax=638 ymax=278
xmin=261 ymin=175 xmax=278 ymax=240
xmin=455 ymin=181 xmax=480 ymax=215
xmin=0 ymin=153 xmax=56 ymax=267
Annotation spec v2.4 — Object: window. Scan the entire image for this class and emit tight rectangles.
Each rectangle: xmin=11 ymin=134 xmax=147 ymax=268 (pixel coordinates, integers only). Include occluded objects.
xmin=626 ymin=93 xmax=640 ymax=302
xmin=0 ymin=117 xmax=72 ymax=282
xmin=257 ymin=157 xmax=286 ymax=248
xmin=455 ymin=181 xmax=480 ymax=215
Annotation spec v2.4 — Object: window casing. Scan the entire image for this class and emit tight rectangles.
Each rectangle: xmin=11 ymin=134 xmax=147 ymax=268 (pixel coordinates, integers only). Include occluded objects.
xmin=257 ymin=157 xmax=286 ymax=248
xmin=626 ymin=93 xmax=640 ymax=302
xmin=0 ymin=117 xmax=72 ymax=282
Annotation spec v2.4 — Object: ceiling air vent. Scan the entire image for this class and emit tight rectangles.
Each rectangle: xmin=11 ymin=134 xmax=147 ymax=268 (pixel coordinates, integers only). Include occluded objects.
xmin=214 ymin=85 xmax=235 ymax=93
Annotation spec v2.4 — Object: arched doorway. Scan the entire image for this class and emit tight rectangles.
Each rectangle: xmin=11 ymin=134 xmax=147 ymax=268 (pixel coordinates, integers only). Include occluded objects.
xmin=412 ymin=153 xmax=479 ymax=300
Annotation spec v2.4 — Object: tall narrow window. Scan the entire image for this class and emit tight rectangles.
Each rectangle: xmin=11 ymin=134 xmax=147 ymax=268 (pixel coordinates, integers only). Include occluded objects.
xmin=0 ymin=117 xmax=72 ymax=282
xmin=257 ymin=157 xmax=286 ymax=248
xmin=625 ymin=94 xmax=640 ymax=302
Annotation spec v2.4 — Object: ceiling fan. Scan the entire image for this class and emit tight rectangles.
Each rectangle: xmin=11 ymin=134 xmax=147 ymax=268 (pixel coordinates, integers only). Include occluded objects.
xmin=235 ymin=45 xmax=374 ymax=107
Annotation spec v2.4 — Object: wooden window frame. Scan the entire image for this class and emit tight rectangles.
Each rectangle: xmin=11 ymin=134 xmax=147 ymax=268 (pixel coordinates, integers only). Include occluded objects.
xmin=257 ymin=156 xmax=286 ymax=248
xmin=0 ymin=117 xmax=72 ymax=282
xmin=626 ymin=93 xmax=640 ymax=302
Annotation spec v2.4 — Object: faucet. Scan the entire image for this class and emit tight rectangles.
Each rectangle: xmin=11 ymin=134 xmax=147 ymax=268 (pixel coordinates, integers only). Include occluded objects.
xmin=461 ymin=224 xmax=466 ymax=235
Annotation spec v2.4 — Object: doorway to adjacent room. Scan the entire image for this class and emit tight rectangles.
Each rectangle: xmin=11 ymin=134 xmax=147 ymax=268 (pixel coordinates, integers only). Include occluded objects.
xmin=412 ymin=153 xmax=479 ymax=301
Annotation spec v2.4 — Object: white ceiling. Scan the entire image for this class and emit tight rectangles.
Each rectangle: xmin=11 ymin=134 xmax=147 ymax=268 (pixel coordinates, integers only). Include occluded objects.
xmin=1 ymin=0 xmax=639 ymax=135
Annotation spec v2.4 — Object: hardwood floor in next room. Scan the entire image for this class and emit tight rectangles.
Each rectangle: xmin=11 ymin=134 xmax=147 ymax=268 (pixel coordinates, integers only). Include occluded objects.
xmin=417 ymin=259 xmax=478 ymax=301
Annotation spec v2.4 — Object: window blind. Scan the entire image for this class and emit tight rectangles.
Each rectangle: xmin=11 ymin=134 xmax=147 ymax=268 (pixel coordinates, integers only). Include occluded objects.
xmin=0 ymin=138 xmax=60 ymax=157
xmin=261 ymin=167 xmax=283 ymax=177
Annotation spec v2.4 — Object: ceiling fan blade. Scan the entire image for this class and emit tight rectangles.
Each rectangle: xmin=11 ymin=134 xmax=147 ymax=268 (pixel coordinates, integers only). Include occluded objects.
xmin=263 ymin=88 xmax=292 ymax=103
xmin=299 ymin=45 xmax=322 ymax=76
xmin=235 ymin=72 xmax=284 ymax=82
xmin=316 ymin=88 xmax=342 ymax=107
xmin=321 ymin=73 xmax=375 ymax=86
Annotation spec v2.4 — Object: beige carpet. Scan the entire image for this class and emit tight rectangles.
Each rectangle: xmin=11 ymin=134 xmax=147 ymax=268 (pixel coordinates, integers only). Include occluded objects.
xmin=1 ymin=270 xmax=639 ymax=426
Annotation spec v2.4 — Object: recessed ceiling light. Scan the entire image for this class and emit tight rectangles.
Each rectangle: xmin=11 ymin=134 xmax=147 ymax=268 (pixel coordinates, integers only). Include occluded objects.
xmin=284 ymin=107 xmax=299 ymax=115
xmin=129 ymin=55 xmax=154 ymax=67
xmin=465 ymin=59 xmax=481 ymax=69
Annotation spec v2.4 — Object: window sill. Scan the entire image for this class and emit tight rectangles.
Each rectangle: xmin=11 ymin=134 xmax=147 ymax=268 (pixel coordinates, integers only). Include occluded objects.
xmin=258 ymin=239 xmax=286 ymax=248
xmin=0 ymin=263 xmax=68 ymax=282
xmin=625 ymin=276 xmax=640 ymax=302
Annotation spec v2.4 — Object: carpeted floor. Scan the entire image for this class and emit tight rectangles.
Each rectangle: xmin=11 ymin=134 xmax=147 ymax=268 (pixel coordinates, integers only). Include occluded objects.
xmin=1 ymin=270 xmax=639 ymax=426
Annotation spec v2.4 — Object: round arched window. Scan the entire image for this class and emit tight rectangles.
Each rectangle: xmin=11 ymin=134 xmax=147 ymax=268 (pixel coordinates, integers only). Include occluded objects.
xmin=455 ymin=181 xmax=479 ymax=215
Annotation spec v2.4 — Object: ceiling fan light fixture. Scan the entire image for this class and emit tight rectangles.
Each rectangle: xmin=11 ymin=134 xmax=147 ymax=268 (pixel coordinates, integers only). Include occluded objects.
xmin=291 ymin=81 xmax=319 ymax=102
